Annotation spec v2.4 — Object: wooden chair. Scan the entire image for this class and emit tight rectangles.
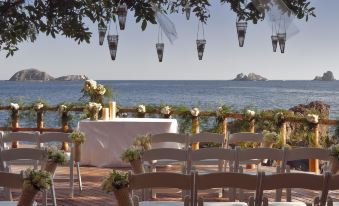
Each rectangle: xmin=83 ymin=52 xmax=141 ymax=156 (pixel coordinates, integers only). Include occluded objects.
xmin=227 ymin=133 xmax=264 ymax=148
xmin=283 ymin=147 xmax=330 ymax=201
xmin=38 ymin=132 xmax=83 ymax=204
xmin=190 ymin=148 xmax=238 ymax=199
xmin=151 ymin=133 xmax=189 ymax=149
xmin=0 ymin=132 xmax=39 ymax=150
xmin=0 ymin=148 xmax=47 ymax=203
xmin=189 ymin=133 xmax=226 ymax=149
xmin=194 ymin=172 xmax=263 ymax=206
xmin=260 ymin=172 xmax=331 ymax=206
xmin=129 ymin=171 xmax=194 ymax=206
xmin=0 ymin=171 xmax=38 ymax=206
xmin=325 ymin=174 xmax=339 ymax=206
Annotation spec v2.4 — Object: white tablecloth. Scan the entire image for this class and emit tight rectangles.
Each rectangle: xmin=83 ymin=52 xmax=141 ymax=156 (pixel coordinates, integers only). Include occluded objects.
xmin=78 ymin=118 xmax=178 ymax=167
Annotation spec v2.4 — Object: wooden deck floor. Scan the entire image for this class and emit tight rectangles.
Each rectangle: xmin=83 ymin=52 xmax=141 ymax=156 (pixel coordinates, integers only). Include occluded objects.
xmin=1 ymin=165 xmax=338 ymax=206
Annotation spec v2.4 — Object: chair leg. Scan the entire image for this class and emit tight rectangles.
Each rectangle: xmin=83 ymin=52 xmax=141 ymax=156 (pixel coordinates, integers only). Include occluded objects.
xmin=76 ymin=162 xmax=83 ymax=192
xmin=70 ymin=160 xmax=74 ymax=198
xmin=42 ymin=190 xmax=48 ymax=206
xmin=51 ymin=179 xmax=57 ymax=206
xmin=239 ymin=166 xmax=244 ymax=202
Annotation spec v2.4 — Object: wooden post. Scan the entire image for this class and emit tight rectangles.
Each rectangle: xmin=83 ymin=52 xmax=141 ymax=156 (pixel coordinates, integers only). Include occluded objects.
xmin=61 ymin=112 xmax=69 ymax=151
xmin=11 ymin=109 xmax=19 ymax=148
xmin=37 ymin=110 xmax=44 ymax=131
xmin=249 ymin=119 xmax=255 ymax=133
xmin=280 ymin=122 xmax=287 ymax=146
xmin=192 ymin=116 xmax=200 ymax=150
xmin=309 ymin=124 xmax=320 ymax=173
xmin=223 ymin=118 xmax=228 ymax=147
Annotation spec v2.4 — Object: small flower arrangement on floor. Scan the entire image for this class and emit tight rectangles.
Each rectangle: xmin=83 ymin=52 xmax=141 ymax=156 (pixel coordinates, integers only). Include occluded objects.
xmin=102 ymin=170 xmax=129 ymax=192
xmin=47 ymin=146 xmax=67 ymax=164
xmin=23 ymin=168 xmax=52 ymax=191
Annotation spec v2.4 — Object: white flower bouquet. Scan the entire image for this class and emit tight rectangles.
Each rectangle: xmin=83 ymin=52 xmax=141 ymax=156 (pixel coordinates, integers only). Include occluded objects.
xmin=306 ymin=114 xmax=319 ymax=124
xmin=191 ymin=107 xmax=200 ymax=117
xmin=85 ymin=102 xmax=102 ymax=120
xmin=137 ymin=104 xmax=146 ymax=113
xmin=34 ymin=102 xmax=44 ymax=111
xmin=10 ymin=103 xmax=20 ymax=110
xmin=58 ymin=105 xmax=67 ymax=113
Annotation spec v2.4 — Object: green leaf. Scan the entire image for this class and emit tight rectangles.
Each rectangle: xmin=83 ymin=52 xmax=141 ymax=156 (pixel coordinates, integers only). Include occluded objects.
xmin=141 ymin=19 xmax=147 ymax=31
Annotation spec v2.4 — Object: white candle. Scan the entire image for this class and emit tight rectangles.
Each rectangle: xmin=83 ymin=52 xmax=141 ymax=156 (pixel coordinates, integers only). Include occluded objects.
xmin=102 ymin=108 xmax=109 ymax=120
xmin=112 ymin=101 xmax=116 ymax=119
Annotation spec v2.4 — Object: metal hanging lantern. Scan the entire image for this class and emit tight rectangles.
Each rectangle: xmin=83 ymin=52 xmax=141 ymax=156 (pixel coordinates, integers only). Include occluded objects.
xmin=196 ymin=39 xmax=206 ymax=60
xmin=156 ymin=43 xmax=164 ymax=62
xmin=107 ymin=35 xmax=119 ymax=60
xmin=236 ymin=21 xmax=247 ymax=47
xmin=184 ymin=3 xmax=191 ymax=20
xmin=271 ymin=35 xmax=278 ymax=52
xmin=277 ymin=33 xmax=286 ymax=53
xmin=98 ymin=25 xmax=107 ymax=46
xmin=117 ymin=4 xmax=128 ymax=30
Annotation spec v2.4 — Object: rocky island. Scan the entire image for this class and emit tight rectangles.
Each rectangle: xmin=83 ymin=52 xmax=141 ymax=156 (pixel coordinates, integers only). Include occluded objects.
xmin=9 ymin=68 xmax=88 ymax=81
xmin=313 ymin=71 xmax=335 ymax=81
xmin=233 ymin=73 xmax=268 ymax=81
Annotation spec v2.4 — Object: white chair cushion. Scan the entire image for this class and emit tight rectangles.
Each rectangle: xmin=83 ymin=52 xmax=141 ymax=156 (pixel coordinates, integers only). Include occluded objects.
xmin=268 ymin=202 xmax=307 ymax=206
xmin=0 ymin=201 xmax=37 ymax=206
xmin=139 ymin=201 xmax=185 ymax=206
xmin=203 ymin=202 xmax=248 ymax=206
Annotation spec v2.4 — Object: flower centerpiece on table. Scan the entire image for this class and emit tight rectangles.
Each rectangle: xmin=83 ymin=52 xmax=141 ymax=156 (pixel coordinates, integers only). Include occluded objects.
xmin=121 ymin=147 xmax=144 ymax=174
xmin=81 ymin=79 xmax=112 ymax=105
xmin=84 ymin=102 xmax=102 ymax=121
xmin=329 ymin=144 xmax=339 ymax=174
xmin=133 ymin=134 xmax=151 ymax=151
xmin=70 ymin=130 xmax=86 ymax=162
xmin=45 ymin=146 xmax=67 ymax=174
xmin=161 ymin=106 xmax=172 ymax=118
xmin=262 ymin=130 xmax=279 ymax=148
xmin=191 ymin=107 xmax=200 ymax=117
xmin=136 ymin=104 xmax=146 ymax=118
xmin=102 ymin=170 xmax=133 ymax=206
xmin=19 ymin=168 xmax=52 ymax=206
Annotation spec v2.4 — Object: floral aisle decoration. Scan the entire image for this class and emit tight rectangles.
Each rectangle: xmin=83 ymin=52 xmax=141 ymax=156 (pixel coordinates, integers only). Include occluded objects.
xmin=133 ymin=134 xmax=152 ymax=151
xmin=137 ymin=104 xmax=146 ymax=118
xmin=10 ymin=102 xmax=20 ymax=127
xmin=19 ymin=168 xmax=52 ymax=206
xmin=329 ymin=144 xmax=339 ymax=174
xmin=45 ymin=146 xmax=67 ymax=174
xmin=305 ymin=113 xmax=319 ymax=146
xmin=161 ymin=106 xmax=172 ymax=118
xmin=274 ymin=112 xmax=285 ymax=128
xmin=262 ymin=130 xmax=279 ymax=148
xmin=84 ymin=102 xmax=102 ymax=121
xmin=245 ymin=109 xmax=256 ymax=120
xmin=70 ymin=130 xmax=86 ymax=162
xmin=121 ymin=147 xmax=145 ymax=174
xmin=102 ymin=170 xmax=133 ymax=206
xmin=191 ymin=107 xmax=200 ymax=117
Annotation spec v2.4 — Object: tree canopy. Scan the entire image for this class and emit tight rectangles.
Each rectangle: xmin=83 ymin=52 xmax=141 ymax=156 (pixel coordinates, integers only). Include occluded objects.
xmin=0 ymin=0 xmax=316 ymax=57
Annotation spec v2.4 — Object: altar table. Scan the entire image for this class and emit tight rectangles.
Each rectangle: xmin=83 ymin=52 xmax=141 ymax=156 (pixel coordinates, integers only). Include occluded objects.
xmin=78 ymin=118 xmax=178 ymax=167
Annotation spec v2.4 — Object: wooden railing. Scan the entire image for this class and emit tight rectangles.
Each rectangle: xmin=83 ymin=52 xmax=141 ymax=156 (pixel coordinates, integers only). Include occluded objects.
xmin=0 ymin=105 xmax=338 ymax=173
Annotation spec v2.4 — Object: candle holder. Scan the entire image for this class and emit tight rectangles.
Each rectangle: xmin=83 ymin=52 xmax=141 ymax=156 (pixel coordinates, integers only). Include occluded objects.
xmin=277 ymin=33 xmax=286 ymax=53
xmin=196 ymin=39 xmax=206 ymax=60
xmin=98 ymin=25 xmax=107 ymax=46
xmin=236 ymin=21 xmax=247 ymax=47
xmin=117 ymin=4 xmax=128 ymax=30
xmin=156 ymin=43 xmax=164 ymax=62
xmin=271 ymin=35 xmax=278 ymax=52
xmin=185 ymin=3 xmax=191 ymax=20
xmin=107 ymin=35 xmax=119 ymax=60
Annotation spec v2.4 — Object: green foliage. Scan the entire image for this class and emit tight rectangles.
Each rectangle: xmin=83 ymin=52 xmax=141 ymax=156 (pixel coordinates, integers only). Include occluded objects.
xmin=121 ymin=147 xmax=142 ymax=162
xmin=330 ymin=144 xmax=339 ymax=161
xmin=23 ymin=168 xmax=52 ymax=191
xmin=70 ymin=130 xmax=86 ymax=144
xmin=47 ymin=146 xmax=67 ymax=164
xmin=102 ymin=170 xmax=129 ymax=192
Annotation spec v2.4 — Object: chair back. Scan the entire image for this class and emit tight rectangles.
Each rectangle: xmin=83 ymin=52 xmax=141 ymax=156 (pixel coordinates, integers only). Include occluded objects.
xmin=142 ymin=148 xmax=187 ymax=162
xmin=261 ymin=172 xmax=331 ymax=206
xmin=236 ymin=147 xmax=285 ymax=162
xmin=1 ymin=132 xmax=39 ymax=149
xmin=0 ymin=148 xmax=48 ymax=170
xmin=0 ymin=171 xmax=24 ymax=189
xmin=329 ymin=174 xmax=339 ymax=190
xmin=151 ymin=133 xmax=188 ymax=149
xmin=190 ymin=133 xmax=225 ymax=147
xmin=194 ymin=172 xmax=263 ymax=206
xmin=191 ymin=148 xmax=236 ymax=161
xmin=284 ymin=147 xmax=330 ymax=161
xmin=39 ymin=132 xmax=73 ymax=144
xmin=228 ymin=132 xmax=264 ymax=146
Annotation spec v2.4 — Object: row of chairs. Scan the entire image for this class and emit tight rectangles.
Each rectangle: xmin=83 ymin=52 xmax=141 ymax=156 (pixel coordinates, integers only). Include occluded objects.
xmin=129 ymin=171 xmax=339 ymax=206
xmin=0 ymin=132 xmax=83 ymax=206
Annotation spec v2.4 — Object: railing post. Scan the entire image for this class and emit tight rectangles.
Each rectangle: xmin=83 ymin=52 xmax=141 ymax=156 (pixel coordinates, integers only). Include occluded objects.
xmin=309 ymin=124 xmax=320 ymax=174
xmin=280 ymin=122 xmax=287 ymax=145
xmin=37 ymin=110 xmax=44 ymax=132
xmin=11 ymin=109 xmax=19 ymax=148
xmin=249 ymin=119 xmax=255 ymax=133
xmin=61 ymin=111 xmax=69 ymax=151
xmin=192 ymin=116 xmax=200 ymax=150
xmin=223 ymin=118 xmax=228 ymax=147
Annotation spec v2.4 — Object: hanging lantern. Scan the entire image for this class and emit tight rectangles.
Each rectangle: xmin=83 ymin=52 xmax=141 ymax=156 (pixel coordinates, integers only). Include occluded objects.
xmin=184 ymin=3 xmax=191 ymax=20
xmin=107 ymin=35 xmax=119 ymax=60
xmin=271 ymin=35 xmax=278 ymax=52
xmin=277 ymin=33 xmax=286 ymax=53
xmin=98 ymin=25 xmax=107 ymax=46
xmin=117 ymin=4 xmax=128 ymax=30
xmin=196 ymin=39 xmax=206 ymax=60
xmin=236 ymin=21 xmax=247 ymax=47
xmin=156 ymin=43 xmax=164 ymax=62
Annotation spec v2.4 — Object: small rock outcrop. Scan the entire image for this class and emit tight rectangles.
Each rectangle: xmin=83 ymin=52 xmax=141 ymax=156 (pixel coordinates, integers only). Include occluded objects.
xmin=233 ymin=73 xmax=267 ymax=81
xmin=313 ymin=71 xmax=335 ymax=81
xmin=55 ymin=75 xmax=89 ymax=81
xmin=9 ymin=68 xmax=55 ymax=81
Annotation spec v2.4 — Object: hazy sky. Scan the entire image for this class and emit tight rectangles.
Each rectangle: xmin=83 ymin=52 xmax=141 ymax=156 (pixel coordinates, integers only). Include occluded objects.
xmin=1 ymin=0 xmax=338 ymax=80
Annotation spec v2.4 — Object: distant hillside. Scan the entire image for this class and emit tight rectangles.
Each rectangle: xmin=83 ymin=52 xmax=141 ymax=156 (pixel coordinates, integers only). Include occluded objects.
xmin=233 ymin=73 xmax=268 ymax=81
xmin=313 ymin=71 xmax=336 ymax=81
xmin=9 ymin=68 xmax=88 ymax=81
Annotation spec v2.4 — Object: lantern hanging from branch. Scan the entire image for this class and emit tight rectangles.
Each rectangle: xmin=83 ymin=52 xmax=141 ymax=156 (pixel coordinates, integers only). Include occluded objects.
xmin=277 ymin=33 xmax=286 ymax=53
xmin=184 ymin=2 xmax=191 ymax=20
xmin=98 ymin=25 xmax=107 ymax=46
xmin=196 ymin=39 xmax=206 ymax=60
xmin=107 ymin=35 xmax=119 ymax=60
xmin=236 ymin=21 xmax=247 ymax=47
xmin=117 ymin=3 xmax=128 ymax=30
xmin=271 ymin=35 xmax=278 ymax=52
xmin=156 ymin=43 xmax=164 ymax=62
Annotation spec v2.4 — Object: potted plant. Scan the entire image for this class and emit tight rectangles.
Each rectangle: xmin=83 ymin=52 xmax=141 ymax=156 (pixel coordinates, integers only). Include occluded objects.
xmin=133 ymin=134 xmax=151 ymax=151
xmin=329 ymin=144 xmax=339 ymax=174
xmin=121 ymin=147 xmax=145 ymax=174
xmin=102 ymin=170 xmax=133 ymax=206
xmin=262 ymin=130 xmax=279 ymax=148
xmin=45 ymin=146 xmax=67 ymax=175
xmin=70 ymin=130 xmax=86 ymax=162
xmin=18 ymin=168 xmax=52 ymax=206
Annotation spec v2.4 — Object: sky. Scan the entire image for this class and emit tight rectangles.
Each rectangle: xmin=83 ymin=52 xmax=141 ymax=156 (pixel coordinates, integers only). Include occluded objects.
xmin=1 ymin=0 xmax=338 ymax=80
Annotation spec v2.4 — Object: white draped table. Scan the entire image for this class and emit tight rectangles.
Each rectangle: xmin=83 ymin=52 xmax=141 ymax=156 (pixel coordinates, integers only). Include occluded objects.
xmin=78 ymin=118 xmax=178 ymax=167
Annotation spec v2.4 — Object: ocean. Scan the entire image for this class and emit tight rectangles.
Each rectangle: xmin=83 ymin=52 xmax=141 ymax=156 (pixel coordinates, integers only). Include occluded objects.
xmin=0 ymin=80 xmax=339 ymax=127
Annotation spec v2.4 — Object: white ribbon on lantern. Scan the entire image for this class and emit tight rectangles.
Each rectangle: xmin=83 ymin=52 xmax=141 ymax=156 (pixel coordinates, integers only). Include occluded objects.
xmin=152 ymin=4 xmax=178 ymax=44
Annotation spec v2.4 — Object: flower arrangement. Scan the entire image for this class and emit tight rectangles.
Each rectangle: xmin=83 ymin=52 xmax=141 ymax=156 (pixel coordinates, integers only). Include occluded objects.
xmin=330 ymin=144 xmax=339 ymax=161
xmin=84 ymin=102 xmax=102 ymax=120
xmin=81 ymin=79 xmax=112 ymax=105
xmin=121 ymin=147 xmax=142 ymax=163
xmin=47 ymin=146 xmax=67 ymax=164
xmin=137 ymin=104 xmax=146 ymax=113
xmin=58 ymin=105 xmax=67 ymax=113
xmin=70 ymin=130 xmax=86 ymax=144
xmin=133 ymin=134 xmax=151 ymax=151
xmin=161 ymin=105 xmax=171 ymax=117
xmin=23 ymin=168 xmax=52 ymax=191
xmin=10 ymin=103 xmax=20 ymax=110
xmin=191 ymin=107 xmax=200 ymax=117
xmin=246 ymin=109 xmax=255 ymax=117
xmin=306 ymin=114 xmax=319 ymax=124
xmin=84 ymin=80 xmax=97 ymax=92
xmin=34 ymin=102 xmax=44 ymax=111
xmin=274 ymin=112 xmax=285 ymax=127
xmin=102 ymin=170 xmax=129 ymax=192
xmin=262 ymin=130 xmax=279 ymax=144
